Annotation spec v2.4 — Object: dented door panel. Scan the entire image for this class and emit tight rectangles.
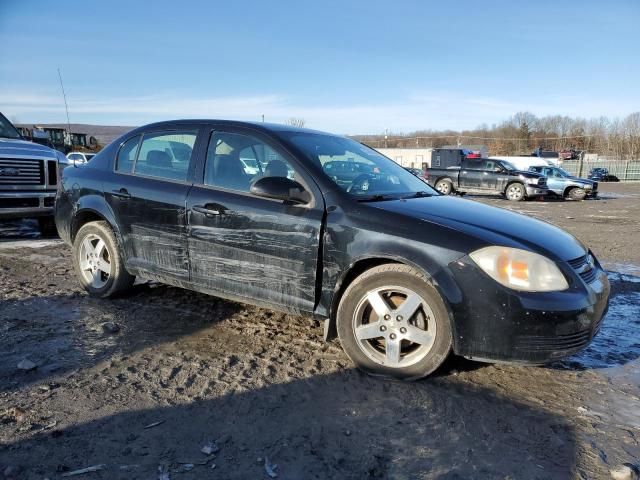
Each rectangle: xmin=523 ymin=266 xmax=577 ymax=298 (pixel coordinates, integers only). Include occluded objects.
xmin=186 ymin=186 xmax=322 ymax=313
xmin=105 ymin=173 xmax=192 ymax=280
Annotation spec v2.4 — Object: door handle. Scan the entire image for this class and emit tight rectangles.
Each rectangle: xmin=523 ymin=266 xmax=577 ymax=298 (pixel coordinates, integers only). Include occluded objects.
xmin=112 ymin=188 xmax=131 ymax=199
xmin=193 ymin=204 xmax=226 ymax=217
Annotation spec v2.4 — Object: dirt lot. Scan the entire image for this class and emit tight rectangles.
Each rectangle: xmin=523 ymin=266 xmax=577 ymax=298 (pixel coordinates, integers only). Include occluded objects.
xmin=1 ymin=183 xmax=639 ymax=479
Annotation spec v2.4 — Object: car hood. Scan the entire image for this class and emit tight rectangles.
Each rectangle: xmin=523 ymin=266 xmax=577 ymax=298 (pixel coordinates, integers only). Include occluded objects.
xmin=0 ymin=138 xmax=58 ymax=159
xmin=369 ymin=195 xmax=586 ymax=261
xmin=566 ymin=176 xmax=596 ymax=186
xmin=512 ymin=169 xmax=543 ymax=178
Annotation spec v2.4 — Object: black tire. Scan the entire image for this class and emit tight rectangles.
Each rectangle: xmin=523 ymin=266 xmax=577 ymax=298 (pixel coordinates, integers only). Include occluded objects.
xmin=567 ymin=187 xmax=587 ymax=201
xmin=505 ymin=182 xmax=526 ymax=201
xmin=72 ymin=221 xmax=135 ymax=298
xmin=38 ymin=217 xmax=58 ymax=236
xmin=336 ymin=264 xmax=452 ymax=380
xmin=435 ymin=179 xmax=453 ymax=195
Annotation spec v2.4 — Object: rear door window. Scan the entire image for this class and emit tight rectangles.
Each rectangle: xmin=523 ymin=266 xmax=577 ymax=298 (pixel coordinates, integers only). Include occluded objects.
xmin=133 ymin=131 xmax=197 ymax=181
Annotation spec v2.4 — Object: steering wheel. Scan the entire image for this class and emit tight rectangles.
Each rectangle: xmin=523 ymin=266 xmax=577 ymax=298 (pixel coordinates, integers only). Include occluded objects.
xmin=348 ymin=173 xmax=374 ymax=193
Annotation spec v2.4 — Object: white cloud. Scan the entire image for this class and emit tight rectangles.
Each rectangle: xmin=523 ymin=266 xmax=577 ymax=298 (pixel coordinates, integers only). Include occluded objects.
xmin=1 ymin=90 xmax=636 ymax=134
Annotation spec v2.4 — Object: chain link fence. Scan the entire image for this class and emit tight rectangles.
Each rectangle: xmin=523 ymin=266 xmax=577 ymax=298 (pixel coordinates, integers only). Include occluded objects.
xmin=560 ymin=158 xmax=640 ymax=181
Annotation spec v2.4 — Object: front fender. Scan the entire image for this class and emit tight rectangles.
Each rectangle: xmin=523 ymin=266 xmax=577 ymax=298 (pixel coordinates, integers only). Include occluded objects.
xmin=318 ymin=219 xmax=465 ymax=341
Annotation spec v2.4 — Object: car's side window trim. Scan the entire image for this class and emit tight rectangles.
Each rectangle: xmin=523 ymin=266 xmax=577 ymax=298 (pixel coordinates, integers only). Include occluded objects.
xmin=197 ymin=126 xmax=319 ymax=208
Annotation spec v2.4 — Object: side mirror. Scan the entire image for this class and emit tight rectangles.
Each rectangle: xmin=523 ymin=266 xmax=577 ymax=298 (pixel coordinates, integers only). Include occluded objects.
xmin=494 ymin=167 xmax=502 ymax=172
xmin=250 ymin=176 xmax=311 ymax=204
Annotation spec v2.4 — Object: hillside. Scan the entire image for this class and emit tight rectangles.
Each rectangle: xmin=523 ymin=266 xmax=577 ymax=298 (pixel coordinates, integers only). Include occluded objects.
xmin=16 ymin=123 xmax=135 ymax=146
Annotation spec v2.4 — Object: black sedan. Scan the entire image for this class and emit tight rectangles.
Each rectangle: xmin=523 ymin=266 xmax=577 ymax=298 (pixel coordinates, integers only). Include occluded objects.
xmin=55 ymin=120 xmax=610 ymax=380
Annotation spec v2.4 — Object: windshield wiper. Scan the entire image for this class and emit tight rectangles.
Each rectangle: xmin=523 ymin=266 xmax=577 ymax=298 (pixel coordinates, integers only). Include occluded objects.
xmin=401 ymin=191 xmax=434 ymax=199
xmin=356 ymin=194 xmax=397 ymax=202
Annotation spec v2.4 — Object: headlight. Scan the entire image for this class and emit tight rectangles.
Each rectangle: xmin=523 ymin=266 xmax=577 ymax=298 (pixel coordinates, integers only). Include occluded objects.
xmin=525 ymin=178 xmax=539 ymax=185
xmin=470 ymin=246 xmax=568 ymax=292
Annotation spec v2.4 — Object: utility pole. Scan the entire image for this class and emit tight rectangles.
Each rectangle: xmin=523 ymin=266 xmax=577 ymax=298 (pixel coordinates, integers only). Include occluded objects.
xmin=384 ymin=128 xmax=388 ymax=148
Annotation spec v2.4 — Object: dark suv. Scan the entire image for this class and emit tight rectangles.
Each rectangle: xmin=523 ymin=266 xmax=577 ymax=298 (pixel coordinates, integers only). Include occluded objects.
xmin=56 ymin=120 xmax=609 ymax=380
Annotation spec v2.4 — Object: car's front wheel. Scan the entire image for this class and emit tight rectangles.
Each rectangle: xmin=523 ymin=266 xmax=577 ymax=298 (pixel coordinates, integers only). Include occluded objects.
xmin=505 ymin=182 xmax=526 ymax=201
xmin=73 ymin=221 xmax=135 ymax=298
xmin=337 ymin=264 xmax=452 ymax=380
xmin=435 ymin=179 xmax=453 ymax=195
xmin=567 ymin=187 xmax=587 ymax=201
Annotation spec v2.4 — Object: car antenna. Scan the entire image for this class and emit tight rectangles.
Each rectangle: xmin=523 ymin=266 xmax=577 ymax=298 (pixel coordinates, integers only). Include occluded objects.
xmin=57 ymin=67 xmax=72 ymax=133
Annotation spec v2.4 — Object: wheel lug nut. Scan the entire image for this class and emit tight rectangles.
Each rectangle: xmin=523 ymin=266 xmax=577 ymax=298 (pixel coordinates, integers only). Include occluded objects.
xmin=396 ymin=315 xmax=403 ymax=321
xmin=400 ymin=327 xmax=407 ymax=334
xmin=383 ymin=314 xmax=391 ymax=320
xmin=389 ymin=333 xmax=397 ymax=340
xmin=380 ymin=325 xmax=387 ymax=332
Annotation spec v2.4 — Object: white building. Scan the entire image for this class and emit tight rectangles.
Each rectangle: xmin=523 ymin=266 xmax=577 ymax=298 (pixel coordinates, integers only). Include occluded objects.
xmin=374 ymin=148 xmax=434 ymax=169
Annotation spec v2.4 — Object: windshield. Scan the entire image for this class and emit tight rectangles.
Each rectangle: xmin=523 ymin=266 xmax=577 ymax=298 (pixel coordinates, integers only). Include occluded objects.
xmin=286 ymin=133 xmax=437 ymax=198
xmin=500 ymin=160 xmax=517 ymax=171
xmin=0 ymin=113 xmax=21 ymax=139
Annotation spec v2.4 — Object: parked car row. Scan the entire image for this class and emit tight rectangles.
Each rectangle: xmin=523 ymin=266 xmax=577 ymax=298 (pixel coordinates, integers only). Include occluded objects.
xmin=405 ymin=159 xmax=599 ymax=201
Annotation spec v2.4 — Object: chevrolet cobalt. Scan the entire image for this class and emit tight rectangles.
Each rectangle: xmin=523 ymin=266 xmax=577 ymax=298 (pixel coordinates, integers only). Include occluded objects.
xmin=55 ymin=120 xmax=610 ymax=380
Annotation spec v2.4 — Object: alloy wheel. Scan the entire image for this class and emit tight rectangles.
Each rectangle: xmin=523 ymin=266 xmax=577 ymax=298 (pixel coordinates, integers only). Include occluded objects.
xmin=78 ymin=233 xmax=112 ymax=288
xmin=507 ymin=184 xmax=524 ymax=200
xmin=352 ymin=286 xmax=437 ymax=368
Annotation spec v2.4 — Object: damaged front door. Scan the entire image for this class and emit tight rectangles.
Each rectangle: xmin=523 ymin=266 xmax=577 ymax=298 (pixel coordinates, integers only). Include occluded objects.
xmin=186 ymin=128 xmax=323 ymax=313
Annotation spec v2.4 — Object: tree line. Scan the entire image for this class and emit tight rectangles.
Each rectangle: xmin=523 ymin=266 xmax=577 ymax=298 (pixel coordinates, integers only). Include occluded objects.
xmin=352 ymin=112 xmax=640 ymax=159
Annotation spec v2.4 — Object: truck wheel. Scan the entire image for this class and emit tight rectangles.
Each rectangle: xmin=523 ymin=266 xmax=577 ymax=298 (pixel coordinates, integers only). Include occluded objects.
xmin=38 ymin=217 xmax=58 ymax=236
xmin=567 ymin=187 xmax=587 ymax=201
xmin=72 ymin=221 xmax=135 ymax=298
xmin=505 ymin=182 xmax=526 ymax=201
xmin=435 ymin=179 xmax=453 ymax=195
xmin=336 ymin=264 xmax=452 ymax=380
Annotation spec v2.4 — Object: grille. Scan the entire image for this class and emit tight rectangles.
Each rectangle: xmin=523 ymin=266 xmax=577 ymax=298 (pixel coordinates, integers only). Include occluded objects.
xmin=568 ymin=254 xmax=598 ymax=284
xmin=592 ymin=181 xmax=598 ymax=191
xmin=538 ymin=177 xmax=547 ymax=187
xmin=0 ymin=158 xmax=44 ymax=186
xmin=514 ymin=329 xmax=592 ymax=352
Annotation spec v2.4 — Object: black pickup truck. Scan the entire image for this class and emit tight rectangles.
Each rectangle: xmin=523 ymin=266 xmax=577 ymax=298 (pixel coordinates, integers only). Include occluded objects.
xmin=424 ymin=158 xmax=548 ymax=201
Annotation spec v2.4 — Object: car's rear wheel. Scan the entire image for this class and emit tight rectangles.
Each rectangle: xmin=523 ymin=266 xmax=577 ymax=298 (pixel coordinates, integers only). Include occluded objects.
xmin=567 ymin=187 xmax=587 ymax=201
xmin=73 ymin=221 xmax=135 ymax=298
xmin=505 ymin=182 xmax=526 ymax=201
xmin=336 ymin=264 xmax=452 ymax=380
xmin=435 ymin=179 xmax=453 ymax=195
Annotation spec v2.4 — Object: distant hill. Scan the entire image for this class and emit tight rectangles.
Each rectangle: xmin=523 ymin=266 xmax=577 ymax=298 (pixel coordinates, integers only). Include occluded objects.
xmin=16 ymin=123 xmax=135 ymax=146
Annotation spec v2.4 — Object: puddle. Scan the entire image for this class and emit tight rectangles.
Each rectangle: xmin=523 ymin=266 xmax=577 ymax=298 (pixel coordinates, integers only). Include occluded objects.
xmin=556 ymin=272 xmax=640 ymax=370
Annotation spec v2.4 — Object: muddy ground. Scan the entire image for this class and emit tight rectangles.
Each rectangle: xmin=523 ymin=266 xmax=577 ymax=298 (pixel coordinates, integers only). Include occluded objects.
xmin=1 ymin=183 xmax=639 ymax=479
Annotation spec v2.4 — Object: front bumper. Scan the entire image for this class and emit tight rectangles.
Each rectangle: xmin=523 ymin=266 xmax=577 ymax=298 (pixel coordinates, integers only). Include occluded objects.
xmin=0 ymin=191 xmax=56 ymax=219
xmin=447 ymin=255 xmax=610 ymax=364
xmin=525 ymin=186 xmax=549 ymax=197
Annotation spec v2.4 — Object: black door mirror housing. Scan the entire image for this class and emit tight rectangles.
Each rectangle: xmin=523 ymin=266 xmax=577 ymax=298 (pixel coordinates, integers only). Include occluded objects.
xmin=250 ymin=176 xmax=311 ymax=204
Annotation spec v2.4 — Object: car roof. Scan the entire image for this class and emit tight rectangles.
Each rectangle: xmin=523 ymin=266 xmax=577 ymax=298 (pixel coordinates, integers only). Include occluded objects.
xmin=134 ymin=119 xmax=333 ymax=137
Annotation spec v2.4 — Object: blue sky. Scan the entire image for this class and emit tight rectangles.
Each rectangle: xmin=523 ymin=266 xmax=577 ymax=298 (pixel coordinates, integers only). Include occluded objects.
xmin=1 ymin=0 xmax=638 ymax=134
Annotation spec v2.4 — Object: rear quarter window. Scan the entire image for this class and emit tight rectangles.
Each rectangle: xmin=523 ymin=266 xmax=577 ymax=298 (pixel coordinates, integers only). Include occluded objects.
xmin=116 ymin=135 xmax=141 ymax=173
